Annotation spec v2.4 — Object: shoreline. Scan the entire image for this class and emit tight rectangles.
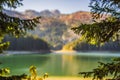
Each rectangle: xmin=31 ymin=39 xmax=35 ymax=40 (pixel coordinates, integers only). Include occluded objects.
xmin=2 ymin=50 xmax=51 ymax=54
xmin=52 ymin=49 xmax=77 ymax=53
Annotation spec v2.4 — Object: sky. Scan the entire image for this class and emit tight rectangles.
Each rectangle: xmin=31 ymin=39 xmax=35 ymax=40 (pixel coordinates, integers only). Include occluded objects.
xmin=14 ymin=0 xmax=90 ymax=14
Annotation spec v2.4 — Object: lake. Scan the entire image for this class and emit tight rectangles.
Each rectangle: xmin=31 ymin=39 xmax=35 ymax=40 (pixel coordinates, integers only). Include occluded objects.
xmin=0 ymin=51 xmax=120 ymax=79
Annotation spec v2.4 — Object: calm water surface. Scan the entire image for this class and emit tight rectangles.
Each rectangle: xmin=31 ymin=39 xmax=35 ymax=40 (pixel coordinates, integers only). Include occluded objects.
xmin=0 ymin=52 xmax=120 ymax=77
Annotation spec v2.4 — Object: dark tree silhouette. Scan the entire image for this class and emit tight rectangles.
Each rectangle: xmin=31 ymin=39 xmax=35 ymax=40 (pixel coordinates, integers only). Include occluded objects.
xmin=72 ymin=0 xmax=120 ymax=45
xmin=0 ymin=0 xmax=40 ymax=53
xmin=72 ymin=0 xmax=120 ymax=80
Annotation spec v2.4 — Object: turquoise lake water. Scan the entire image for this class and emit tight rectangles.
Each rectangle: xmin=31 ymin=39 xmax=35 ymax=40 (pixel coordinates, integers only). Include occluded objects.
xmin=0 ymin=52 xmax=120 ymax=77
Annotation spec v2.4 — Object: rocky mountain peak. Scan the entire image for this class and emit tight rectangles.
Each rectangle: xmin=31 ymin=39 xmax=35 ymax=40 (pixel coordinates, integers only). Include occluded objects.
xmin=51 ymin=9 xmax=61 ymax=15
xmin=23 ymin=10 xmax=40 ymax=18
xmin=39 ymin=9 xmax=61 ymax=17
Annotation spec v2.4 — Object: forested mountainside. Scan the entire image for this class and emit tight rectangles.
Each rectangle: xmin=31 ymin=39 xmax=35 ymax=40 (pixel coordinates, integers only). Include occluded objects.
xmin=3 ymin=9 xmax=92 ymax=49
xmin=3 ymin=9 xmax=120 ymax=51
xmin=63 ymin=38 xmax=120 ymax=51
xmin=3 ymin=36 xmax=50 ymax=53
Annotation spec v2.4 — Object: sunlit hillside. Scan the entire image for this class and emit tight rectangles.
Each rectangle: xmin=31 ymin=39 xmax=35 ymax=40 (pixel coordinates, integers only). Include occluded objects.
xmin=3 ymin=9 xmax=120 ymax=51
xmin=3 ymin=9 xmax=93 ymax=49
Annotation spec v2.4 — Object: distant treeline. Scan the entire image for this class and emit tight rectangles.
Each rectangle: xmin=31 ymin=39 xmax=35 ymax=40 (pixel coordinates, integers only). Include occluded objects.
xmin=3 ymin=36 xmax=50 ymax=52
xmin=63 ymin=39 xmax=120 ymax=52
xmin=75 ymin=41 xmax=120 ymax=51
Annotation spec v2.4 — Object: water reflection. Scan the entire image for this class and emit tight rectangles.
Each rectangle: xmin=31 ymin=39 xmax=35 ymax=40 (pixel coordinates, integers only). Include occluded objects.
xmin=0 ymin=52 xmax=119 ymax=77
xmin=61 ymin=54 xmax=79 ymax=76
xmin=0 ymin=54 xmax=50 ymax=75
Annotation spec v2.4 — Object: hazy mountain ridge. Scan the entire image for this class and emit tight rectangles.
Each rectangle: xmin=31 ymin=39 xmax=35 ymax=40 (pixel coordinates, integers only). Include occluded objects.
xmin=59 ymin=11 xmax=92 ymax=25
xmin=2 ymin=9 xmax=26 ymax=19
xmin=22 ymin=9 xmax=61 ymax=18
xmin=3 ymin=9 xmax=92 ymax=21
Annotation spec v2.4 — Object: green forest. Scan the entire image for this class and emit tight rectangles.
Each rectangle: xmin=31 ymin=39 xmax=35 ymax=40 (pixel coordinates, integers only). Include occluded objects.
xmin=3 ymin=36 xmax=50 ymax=52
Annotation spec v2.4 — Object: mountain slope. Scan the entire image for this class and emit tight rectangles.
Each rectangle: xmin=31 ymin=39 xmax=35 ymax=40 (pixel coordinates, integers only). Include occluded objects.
xmin=2 ymin=9 xmax=95 ymax=50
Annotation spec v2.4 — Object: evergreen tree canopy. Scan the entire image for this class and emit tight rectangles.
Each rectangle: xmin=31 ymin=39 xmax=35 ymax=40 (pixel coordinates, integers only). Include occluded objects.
xmin=72 ymin=0 xmax=120 ymax=45
xmin=73 ymin=0 xmax=120 ymax=80
xmin=0 ymin=0 xmax=40 ymax=53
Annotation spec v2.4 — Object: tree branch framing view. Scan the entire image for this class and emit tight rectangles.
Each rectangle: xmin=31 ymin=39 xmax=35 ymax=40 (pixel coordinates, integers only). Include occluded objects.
xmin=0 ymin=0 xmax=120 ymax=80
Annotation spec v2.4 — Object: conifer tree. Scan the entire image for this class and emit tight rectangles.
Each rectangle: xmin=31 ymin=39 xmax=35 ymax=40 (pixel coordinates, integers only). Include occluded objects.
xmin=0 ymin=0 xmax=40 ymax=53
xmin=72 ymin=0 xmax=120 ymax=80
xmin=72 ymin=0 xmax=120 ymax=45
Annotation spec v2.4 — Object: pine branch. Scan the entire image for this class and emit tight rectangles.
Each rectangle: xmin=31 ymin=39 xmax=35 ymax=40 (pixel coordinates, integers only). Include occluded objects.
xmin=0 ymin=11 xmax=41 ymax=36
xmin=71 ymin=17 xmax=120 ymax=44
xmin=79 ymin=59 xmax=120 ymax=80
